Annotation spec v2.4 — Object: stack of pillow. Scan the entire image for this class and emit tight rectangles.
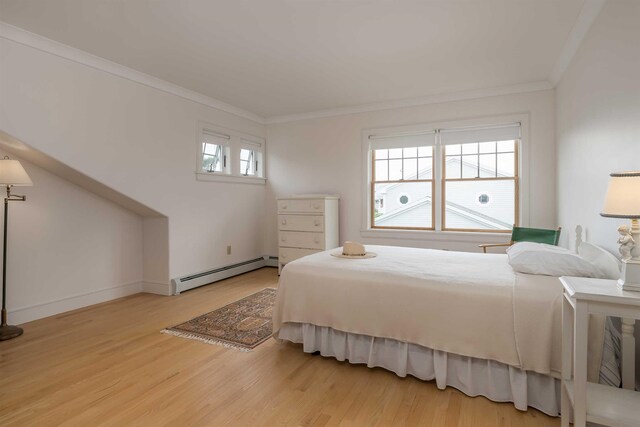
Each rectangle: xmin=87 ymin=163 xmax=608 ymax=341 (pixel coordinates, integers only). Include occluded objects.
xmin=506 ymin=242 xmax=621 ymax=279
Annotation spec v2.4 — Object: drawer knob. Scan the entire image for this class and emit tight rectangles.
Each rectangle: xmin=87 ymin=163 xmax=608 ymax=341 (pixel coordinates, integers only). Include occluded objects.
xmin=281 ymin=219 xmax=287 ymax=225
xmin=314 ymin=220 xmax=320 ymax=226
xmin=313 ymin=203 xmax=320 ymax=209
xmin=281 ymin=204 xmax=287 ymax=209
xmin=281 ymin=254 xmax=287 ymax=259
xmin=314 ymin=238 xmax=320 ymax=244
xmin=281 ymin=236 xmax=286 ymax=242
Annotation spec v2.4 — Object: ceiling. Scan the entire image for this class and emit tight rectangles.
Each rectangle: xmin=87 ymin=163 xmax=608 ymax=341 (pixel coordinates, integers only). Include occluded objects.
xmin=0 ymin=0 xmax=586 ymax=119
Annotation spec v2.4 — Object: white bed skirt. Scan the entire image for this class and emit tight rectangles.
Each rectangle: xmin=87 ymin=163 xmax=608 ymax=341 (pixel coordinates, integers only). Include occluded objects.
xmin=277 ymin=323 xmax=561 ymax=416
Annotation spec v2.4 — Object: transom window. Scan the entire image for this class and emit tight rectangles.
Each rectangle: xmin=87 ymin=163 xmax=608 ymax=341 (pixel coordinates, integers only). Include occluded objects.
xmin=201 ymin=130 xmax=229 ymax=174
xmin=367 ymin=123 xmax=520 ymax=232
xmin=196 ymin=123 xmax=265 ymax=184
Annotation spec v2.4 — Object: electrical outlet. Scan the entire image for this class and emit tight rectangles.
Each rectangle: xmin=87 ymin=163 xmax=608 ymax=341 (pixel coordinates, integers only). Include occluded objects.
xmin=227 ymin=245 xmax=231 ymax=255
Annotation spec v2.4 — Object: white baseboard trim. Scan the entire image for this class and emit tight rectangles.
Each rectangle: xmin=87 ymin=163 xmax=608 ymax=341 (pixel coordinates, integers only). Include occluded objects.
xmin=265 ymin=256 xmax=279 ymax=268
xmin=10 ymin=281 xmax=143 ymax=325
xmin=172 ymin=256 xmax=272 ymax=294
xmin=142 ymin=281 xmax=173 ymax=296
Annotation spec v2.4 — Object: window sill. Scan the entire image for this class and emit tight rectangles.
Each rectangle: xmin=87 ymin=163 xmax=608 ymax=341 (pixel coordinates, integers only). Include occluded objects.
xmin=195 ymin=172 xmax=266 ymax=185
xmin=360 ymin=228 xmax=510 ymax=244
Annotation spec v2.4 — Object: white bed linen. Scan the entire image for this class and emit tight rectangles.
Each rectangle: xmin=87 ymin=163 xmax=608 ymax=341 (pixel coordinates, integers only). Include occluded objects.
xmin=278 ymin=320 xmax=620 ymax=416
xmin=273 ymin=245 xmax=605 ymax=379
xmin=278 ymin=323 xmax=561 ymax=415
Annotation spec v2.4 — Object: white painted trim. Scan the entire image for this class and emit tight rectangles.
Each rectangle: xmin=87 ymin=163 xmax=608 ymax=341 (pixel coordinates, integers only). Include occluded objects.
xmin=172 ymin=257 xmax=267 ymax=294
xmin=266 ymin=81 xmax=552 ymax=124
xmin=9 ymin=281 xmax=142 ymax=325
xmin=548 ymin=0 xmax=607 ymax=86
xmin=0 ymin=22 xmax=266 ymax=124
xmin=142 ymin=281 xmax=173 ymax=296
xmin=0 ymin=21 xmax=559 ymax=126
xmin=195 ymin=172 xmax=266 ymax=185
xmin=265 ymin=256 xmax=279 ymax=268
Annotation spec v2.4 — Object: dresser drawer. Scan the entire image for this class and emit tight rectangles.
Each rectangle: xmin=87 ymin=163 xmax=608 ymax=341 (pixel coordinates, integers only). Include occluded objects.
xmin=279 ymin=231 xmax=325 ymax=250
xmin=278 ymin=214 xmax=324 ymax=232
xmin=279 ymin=247 xmax=321 ymax=264
xmin=278 ymin=199 xmax=324 ymax=214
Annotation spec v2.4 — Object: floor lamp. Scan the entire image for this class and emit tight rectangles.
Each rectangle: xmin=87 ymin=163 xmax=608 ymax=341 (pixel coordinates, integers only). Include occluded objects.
xmin=0 ymin=156 xmax=32 ymax=341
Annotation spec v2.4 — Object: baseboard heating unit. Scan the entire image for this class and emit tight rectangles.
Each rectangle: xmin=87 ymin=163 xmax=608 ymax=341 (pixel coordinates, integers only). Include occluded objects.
xmin=172 ymin=256 xmax=270 ymax=294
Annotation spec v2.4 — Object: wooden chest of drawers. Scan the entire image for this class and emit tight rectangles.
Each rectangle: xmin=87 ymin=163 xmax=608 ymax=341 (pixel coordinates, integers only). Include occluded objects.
xmin=277 ymin=195 xmax=339 ymax=273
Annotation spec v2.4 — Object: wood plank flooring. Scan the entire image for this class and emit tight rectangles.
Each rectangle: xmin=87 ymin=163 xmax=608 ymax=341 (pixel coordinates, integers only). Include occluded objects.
xmin=0 ymin=268 xmax=559 ymax=426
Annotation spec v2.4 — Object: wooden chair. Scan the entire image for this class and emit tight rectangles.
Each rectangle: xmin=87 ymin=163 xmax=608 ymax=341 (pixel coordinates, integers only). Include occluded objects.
xmin=479 ymin=225 xmax=562 ymax=253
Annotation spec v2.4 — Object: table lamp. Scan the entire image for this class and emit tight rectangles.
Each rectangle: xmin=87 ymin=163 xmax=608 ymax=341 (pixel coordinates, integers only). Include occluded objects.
xmin=0 ymin=156 xmax=32 ymax=340
xmin=601 ymin=171 xmax=640 ymax=291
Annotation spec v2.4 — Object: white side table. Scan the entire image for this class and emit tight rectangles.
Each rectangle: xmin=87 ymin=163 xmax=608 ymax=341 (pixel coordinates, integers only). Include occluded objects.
xmin=561 ymin=276 xmax=640 ymax=427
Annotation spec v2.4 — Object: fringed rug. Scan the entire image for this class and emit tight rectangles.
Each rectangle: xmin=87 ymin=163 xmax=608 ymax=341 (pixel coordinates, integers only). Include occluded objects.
xmin=161 ymin=288 xmax=276 ymax=351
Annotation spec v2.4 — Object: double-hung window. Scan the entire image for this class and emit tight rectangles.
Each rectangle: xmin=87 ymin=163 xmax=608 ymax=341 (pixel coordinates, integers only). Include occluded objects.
xmin=367 ymin=122 xmax=520 ymax=233
xmin=196 ymin=123 xmax=266 ymax=184
xmin=370 ymin=133 xmax=436 ymax=229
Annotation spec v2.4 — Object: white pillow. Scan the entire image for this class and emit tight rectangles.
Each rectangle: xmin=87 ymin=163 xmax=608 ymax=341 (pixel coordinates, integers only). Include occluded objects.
xmin=578 ymin=242 xmax=621 ymax=280
xmin=506 ymin=242 xmax=599 ymax=277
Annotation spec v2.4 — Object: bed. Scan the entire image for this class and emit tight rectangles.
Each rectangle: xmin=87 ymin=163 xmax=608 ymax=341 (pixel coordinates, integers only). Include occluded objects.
xmin=272 ymin=236 xmax=622 ymax=416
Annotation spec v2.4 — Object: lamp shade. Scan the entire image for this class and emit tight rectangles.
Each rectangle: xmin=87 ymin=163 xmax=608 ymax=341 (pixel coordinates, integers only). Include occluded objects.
xmin=601 ymin=171 xmax=640 ymax=218
xmin=0 ymin=158 xmax=32 ymax=186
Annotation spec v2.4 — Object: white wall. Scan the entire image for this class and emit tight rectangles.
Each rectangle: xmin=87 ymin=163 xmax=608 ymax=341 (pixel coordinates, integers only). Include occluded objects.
xmin=556 ymin=0 xmax=640 ymax=384
xmin=0 ymin=37 xmax=267 ymax=286
xmin=0 ymin=149 xmax=144 ymax=325
xmin=266 ymin=90 xmax=557 ymax=254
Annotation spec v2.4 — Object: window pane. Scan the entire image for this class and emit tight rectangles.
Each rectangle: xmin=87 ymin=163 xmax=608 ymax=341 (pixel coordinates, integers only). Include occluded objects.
xmin=497 ymin=153 xmax=515 ymax=177
xmin=479 ymin=154 xmax=497 ymax=178
xmin=446 ymin=144 xmax=461 ymax=155
xmin=461 ymin=155 xmax=479 ymax=178
xmin=403 ymin=147 xmax=417 ymax=158
xmin=418 ymin=157 xmax=432 ymax=179
xmin=388 ymin=148 xmax=403 ymax=159
xmin=403 ymin=158 xmax=418 ymax=180
xmin=445 ymin=156 xmax=461 ymax=179
xmin=203 ymin=142 xmax=219 ymax=155
xmin=373 ymin=182 xmax=432 ymax=228
xmin=375 ymin=160 xmax=388 ymax=181
xmin=375 ymin=149 xmax=388 ymax=160
xmin=240 ymin=148 xmax=255 ymax=176
xmin=389 ymin=159 xmax=402 ymax=181
xmin=497 ymin=140 xmax=515 ymax=152
xmin=444 ymin=180 xmax=515 ymax=230
xmin=461 ymin=143 xmax=478 ymax=155
xmin=479 ymin=141 xmax=496 ymax=154
xmin=418 ymin=146 xmax=432 ymax=157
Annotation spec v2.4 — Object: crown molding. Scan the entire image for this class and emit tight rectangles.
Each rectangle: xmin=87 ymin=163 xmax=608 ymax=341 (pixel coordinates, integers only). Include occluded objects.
xmin=265 ymin=81 xmax=553 ymax=124
xmin=0 ymin=22 xmax=267 ymax=125
xmin=548 ymin=0 xmax=606 ymax=86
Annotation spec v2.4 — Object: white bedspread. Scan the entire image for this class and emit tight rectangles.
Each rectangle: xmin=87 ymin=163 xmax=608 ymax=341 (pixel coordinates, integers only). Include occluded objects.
xmin=273 ymin=245 xmax=604 ymax=379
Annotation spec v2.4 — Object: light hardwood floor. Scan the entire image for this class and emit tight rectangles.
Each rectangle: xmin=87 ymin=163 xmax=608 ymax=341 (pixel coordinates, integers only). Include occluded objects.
xmin=0 ymin=268 xmax=559 ymax=426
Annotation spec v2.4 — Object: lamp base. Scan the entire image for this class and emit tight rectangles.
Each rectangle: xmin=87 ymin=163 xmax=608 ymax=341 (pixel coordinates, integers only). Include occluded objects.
xmin=617 ymin=259 xmax=640 ymax=292
xmin=0 ymin=324 xmax=23 ymax=341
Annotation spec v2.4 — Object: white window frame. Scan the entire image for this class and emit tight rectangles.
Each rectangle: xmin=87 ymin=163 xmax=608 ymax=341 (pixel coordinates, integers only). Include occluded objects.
xmin=361 ymin=114 xmax=530 ymax=241
xmin=196 ymin=122 xmax=266 ymax=184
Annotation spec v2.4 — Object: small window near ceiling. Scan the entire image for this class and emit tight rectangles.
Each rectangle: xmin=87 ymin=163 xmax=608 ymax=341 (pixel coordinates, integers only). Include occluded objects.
xmin=240 ymin=139 xmax=262 ymax=177
xmin=201 ymin=130 xmax=229 ymax=174
xmin=202 ymin=143 xmax=223 ymax=173
xmin=240 ymin=148 xmax=256 ymax=176
xmin=196 ymin=123 xmax=266 ymax=184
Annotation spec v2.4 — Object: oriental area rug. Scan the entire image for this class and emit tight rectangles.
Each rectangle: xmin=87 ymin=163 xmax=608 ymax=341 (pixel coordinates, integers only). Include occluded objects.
xmin=161 ymin=288 xmax=276 ymax=351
